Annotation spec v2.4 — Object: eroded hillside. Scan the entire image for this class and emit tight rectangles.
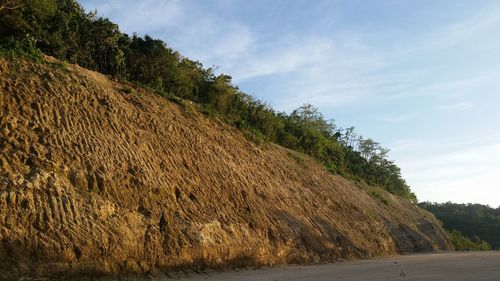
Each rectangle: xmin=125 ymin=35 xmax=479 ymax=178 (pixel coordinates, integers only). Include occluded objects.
xmin=0 ymin=57 xmax=452 ymax=280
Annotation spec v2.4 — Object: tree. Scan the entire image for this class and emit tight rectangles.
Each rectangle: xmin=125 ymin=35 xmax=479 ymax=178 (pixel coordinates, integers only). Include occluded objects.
xmin=340 ymin=126 xmax=355 ymax=148
xmin=87 ymin=18 xmax=125 ymax=75
xmin=0 ymin=0 xmax=57 ymax=50
xmin=419 ymin=202 xmax=500 ymax=249
xmin=290 ymin=104 xmax=335 ymax=136
xmin=359 ymin=138 xmax=377 ymax=159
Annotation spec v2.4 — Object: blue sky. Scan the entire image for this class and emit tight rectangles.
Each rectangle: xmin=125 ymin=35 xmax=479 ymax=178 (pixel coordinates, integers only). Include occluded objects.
xmin=80 ymin=0 xmax=500 ymax=207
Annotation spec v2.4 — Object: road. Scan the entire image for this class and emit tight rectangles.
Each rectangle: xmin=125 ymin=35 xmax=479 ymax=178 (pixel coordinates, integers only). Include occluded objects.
xmin=177 ymin=252 xmax=500 ymax=281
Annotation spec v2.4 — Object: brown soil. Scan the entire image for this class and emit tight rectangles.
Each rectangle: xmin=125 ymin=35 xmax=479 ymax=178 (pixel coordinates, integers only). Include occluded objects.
xmin=0 ymin=56 xmax=452 ymax=280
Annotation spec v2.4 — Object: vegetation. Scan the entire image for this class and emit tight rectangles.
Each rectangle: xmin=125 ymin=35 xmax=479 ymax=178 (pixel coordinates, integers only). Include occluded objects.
xmin=446 ymin=229 xmax=491 ymax=251
xmin=420 ymin=202 xmax=500 ymax=249
xmin=0 ymin=0 xmax=416 ymax=201
xmin=371 ymin=191 xmax=389 ymax=206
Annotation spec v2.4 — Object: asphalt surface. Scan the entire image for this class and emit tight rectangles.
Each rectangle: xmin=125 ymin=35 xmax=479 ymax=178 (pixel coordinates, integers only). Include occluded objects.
xmin=178 ymin=251 xmax=500 ymax=281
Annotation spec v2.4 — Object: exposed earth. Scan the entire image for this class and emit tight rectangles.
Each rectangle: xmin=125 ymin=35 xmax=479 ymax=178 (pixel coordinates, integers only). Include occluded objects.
xmin=0 ymin=56 xmax=451 ymax=280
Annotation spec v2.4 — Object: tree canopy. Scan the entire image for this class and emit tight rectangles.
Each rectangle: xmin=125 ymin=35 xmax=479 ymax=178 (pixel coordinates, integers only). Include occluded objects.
xmin=419 ymin=202 xmax=500 ymax=249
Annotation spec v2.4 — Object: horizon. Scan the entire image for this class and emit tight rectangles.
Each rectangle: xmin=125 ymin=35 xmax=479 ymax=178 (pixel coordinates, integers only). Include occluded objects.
xmin=80 ymin=0 xmax=500 ymax=208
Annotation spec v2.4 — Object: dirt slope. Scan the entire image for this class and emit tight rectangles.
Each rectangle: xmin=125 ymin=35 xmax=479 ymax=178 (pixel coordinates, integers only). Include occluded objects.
xmin=0 ymin=57 xmax=452 ymax=280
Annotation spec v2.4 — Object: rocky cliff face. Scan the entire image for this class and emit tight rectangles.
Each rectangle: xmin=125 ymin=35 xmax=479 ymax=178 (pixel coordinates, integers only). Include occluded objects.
xmin=0 ymin=57 xmax=452 ymax=280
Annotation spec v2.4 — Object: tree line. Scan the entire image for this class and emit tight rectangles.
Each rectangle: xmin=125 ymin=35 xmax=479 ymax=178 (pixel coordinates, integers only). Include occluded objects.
xmin=0 ymin=0 xmax=416 ymax=201
xmin=419 ymin=202 xmax=500 ymax=250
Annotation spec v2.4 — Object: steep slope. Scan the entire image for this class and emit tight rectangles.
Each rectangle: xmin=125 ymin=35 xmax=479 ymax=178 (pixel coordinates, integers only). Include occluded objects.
xmin=0 ymin=57 xmax=452 ymax=280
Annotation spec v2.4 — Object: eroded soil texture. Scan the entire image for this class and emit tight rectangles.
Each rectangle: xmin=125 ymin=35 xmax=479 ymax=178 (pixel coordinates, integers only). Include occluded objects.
xmin=0 ymin=57 xmax=452 ymax=280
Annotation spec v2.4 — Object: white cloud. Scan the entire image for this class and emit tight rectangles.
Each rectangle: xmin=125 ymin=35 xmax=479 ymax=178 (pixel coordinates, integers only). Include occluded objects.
xmin=437 ymin=102 xmax=474 ymax=112
xmin=235 ymin=33 xmax=387 ymax=111
xmin=424 ymin=7 xmax=500 ymax=51
xmin=385 ymin=73 xmax=500 ymax=100
xmin=229 ymin=36 xmax=334 ymax=81
xmin=380 ymin=114 xmax=419 ymax=123
xmin=172 ymin=19 xmax=255 ymax=67
xmin=81 ymin=0 xmax=255 ymax=71
xmin=83 ymin=0 xmax=184 ymax=34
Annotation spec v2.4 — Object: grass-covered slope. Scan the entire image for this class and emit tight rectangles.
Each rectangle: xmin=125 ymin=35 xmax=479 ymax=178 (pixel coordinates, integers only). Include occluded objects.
xmin=0 ymin=57 xmax=452 ymax=280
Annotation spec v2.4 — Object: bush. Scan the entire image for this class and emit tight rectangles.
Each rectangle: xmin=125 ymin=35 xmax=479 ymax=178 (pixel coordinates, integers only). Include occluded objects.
xmin=0 ymin=37 xmax=42 ymax=61
xmin=371 ymin=191 xmax=389 ymax=206
xmin=447 ymin=229 xmax=491 ymax=251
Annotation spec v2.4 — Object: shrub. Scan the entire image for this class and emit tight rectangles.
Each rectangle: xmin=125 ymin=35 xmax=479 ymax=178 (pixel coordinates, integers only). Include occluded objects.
xmin=371 ymin=191 xmax=389 ymax=206
xmin=0 ymin=37 xmax=42 ymax=62
xmin=447 ymin=229 xmax=491 ymax=251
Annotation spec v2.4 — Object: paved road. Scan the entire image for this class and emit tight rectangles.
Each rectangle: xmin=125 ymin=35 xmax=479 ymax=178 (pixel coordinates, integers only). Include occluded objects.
xmin=178 ymin=252 xmax=500 ymax=281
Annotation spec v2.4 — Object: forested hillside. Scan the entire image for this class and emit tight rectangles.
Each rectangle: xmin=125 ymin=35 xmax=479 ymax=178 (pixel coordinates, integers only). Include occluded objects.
xmin=0 ymin=0 xmax=416 ymax=201
xmin=419 ymin=202 xmax=500 ymax=250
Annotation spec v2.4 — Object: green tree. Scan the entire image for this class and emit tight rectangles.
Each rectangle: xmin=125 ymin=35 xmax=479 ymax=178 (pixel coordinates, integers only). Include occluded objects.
xmin=420 ymin=202 xmax=500 ymax=249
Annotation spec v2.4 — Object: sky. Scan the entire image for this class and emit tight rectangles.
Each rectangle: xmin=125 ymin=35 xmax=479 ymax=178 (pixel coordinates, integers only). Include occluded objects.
xmin=80 ymin=0 xmax=500 ymax=207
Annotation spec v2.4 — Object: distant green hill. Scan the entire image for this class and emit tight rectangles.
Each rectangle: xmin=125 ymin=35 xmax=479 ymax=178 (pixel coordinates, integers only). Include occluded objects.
xmin=419 ymin=202 xmax=500 ymax=250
